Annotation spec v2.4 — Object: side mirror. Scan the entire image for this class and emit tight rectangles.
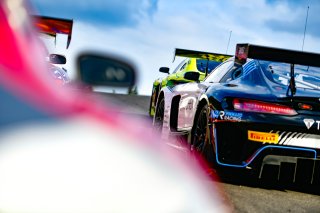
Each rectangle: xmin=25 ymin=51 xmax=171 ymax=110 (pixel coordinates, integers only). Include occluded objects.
xmin=184 ymin=72 xmax=200 ymax=81
xmin=49 ymin=54 xmax=67 ymax=64
xmin=159 ymin=67 xmax=170 ymax=74
xmin=77 ymin=53 xmax=136 ymax=88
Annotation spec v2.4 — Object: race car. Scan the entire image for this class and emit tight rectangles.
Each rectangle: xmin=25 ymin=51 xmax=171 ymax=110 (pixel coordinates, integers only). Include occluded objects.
xmin=149 ymin=48 xmax=231 ymax=116
xmin=48 ymin=55 xmax=70 ymax=85
xmin=154 ymin=43 xmax=320 ymax=183
xmin=33 ymin=15 xmax=73 ymax=85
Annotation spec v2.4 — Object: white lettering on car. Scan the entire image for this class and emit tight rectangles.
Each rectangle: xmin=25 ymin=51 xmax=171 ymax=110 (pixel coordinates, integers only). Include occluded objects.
xmin=303 ymin=119 xmax=320 ymax=130
xmin=219 ymin=111 xmax=225 ymax=120
xmin=304 ymin=119 xmax=315 ymax=129
xmin=211 ymin=110 xmax=243 ymax=122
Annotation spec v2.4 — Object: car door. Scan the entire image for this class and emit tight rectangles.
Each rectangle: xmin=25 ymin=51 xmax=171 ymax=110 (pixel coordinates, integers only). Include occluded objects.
xmin=177 ymin=59 xmax=235 ymax=131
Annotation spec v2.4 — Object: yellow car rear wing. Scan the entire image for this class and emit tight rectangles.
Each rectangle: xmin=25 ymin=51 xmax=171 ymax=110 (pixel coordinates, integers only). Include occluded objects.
xmin=173 ymin=48 xmax=232 ymax=63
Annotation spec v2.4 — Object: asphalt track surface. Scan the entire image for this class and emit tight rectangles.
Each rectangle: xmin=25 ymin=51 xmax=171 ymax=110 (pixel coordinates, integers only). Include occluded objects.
xmin=215 ymin=174 xmax=320 ymax=213
xmin=99 ymin=93 xmax=320 ymax=213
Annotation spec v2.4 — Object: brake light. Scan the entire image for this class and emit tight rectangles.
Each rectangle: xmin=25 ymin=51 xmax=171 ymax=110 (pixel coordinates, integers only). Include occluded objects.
xmin=298 ymin=103 xmax=313 ymax=110
xmin=233 ymin=99 xmax=297 ymax=115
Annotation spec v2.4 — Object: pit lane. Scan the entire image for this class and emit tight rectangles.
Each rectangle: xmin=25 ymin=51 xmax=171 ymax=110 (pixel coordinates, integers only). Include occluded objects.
xmin=99 ymin=93 xmax=320 ymax=212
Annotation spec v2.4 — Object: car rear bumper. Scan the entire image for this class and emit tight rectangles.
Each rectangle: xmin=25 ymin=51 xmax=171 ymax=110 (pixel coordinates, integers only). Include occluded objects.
xmin=258 ymin=155 xmax=320 ymax=184
xmin=210 ymin=110 xmax=320 ymax=182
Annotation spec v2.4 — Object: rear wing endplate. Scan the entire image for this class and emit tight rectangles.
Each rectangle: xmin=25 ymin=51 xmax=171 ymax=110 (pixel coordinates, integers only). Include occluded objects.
xmin=32 ymin=15 xmax=73 ymax=49
xmin=235 ymin=43 xmax=320 ymax=67
xmin=173 ymin=48 xmax=232 ymax=62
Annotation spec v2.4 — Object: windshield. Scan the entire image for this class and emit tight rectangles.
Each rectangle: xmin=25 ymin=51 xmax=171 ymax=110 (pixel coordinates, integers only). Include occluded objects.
xmin=258 ymin=60 xmax=320 ymax=90
xmin=196 ymin=59 xmax=221 ymax=74
xmin=172 ymin=59 xmax=187 ymax=74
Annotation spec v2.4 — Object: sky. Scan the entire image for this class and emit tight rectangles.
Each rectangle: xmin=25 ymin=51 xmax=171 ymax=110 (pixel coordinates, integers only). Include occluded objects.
xmin=30 ymin=0 xmax=320 ymax=95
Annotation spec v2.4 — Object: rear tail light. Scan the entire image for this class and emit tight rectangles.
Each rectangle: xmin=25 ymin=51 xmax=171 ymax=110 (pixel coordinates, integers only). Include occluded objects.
xmin=298 ymin=103 xmax=313 ymax=110
xmin=233 ymin=99 xmax=297 ymax=115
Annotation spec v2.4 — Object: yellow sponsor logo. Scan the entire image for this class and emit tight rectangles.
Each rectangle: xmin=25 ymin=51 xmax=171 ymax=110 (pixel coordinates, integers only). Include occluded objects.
xmin=248 ymin=130 xmax=279 ymax=144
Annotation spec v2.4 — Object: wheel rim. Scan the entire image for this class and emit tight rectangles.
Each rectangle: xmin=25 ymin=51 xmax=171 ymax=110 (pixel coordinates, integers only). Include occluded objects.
xmin=154 ymin=98 xmax=164 ymax=131
xmin=192 ymin=106 xmax=208 ymax=154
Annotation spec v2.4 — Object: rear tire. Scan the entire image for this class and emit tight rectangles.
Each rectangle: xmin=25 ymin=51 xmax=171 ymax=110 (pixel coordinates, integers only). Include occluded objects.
xmin=192 ymin=104 xmax=255 ymax=182
xmin=191 ymin=104 xmax=215 ymax=166
xmin=149 ymin=86 xmax=159 ymax=117
xmin=153 ymin=96 xmax=164 ymax=131
xmin=148 ymin=93 xmax=154 ymax=117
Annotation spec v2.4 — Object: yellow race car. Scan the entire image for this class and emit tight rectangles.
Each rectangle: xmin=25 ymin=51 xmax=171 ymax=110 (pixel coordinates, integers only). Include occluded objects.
xmin=149 ymin=48 xmax=232 ymax=116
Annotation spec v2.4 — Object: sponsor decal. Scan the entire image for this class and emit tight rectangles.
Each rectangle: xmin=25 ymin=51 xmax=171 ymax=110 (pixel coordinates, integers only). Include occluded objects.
xmin=211 ymin=110 xmax=220 ymax=119
xmin=211 ymin=110 xmax=243 ymax=122
xmin=248 ymin=130 xmax=279 ymax=144
xmin=303 ymin=118 xmax=319 ymax=130
xmin=186 ymin=99 xmax=193 ymax=110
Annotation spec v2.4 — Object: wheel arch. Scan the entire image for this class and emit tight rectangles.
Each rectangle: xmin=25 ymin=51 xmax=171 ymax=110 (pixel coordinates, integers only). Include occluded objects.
xmin=192 ymin=95 xmax=209 ymax=127
xmin=152 ymin=89 xmax=165 ymax=128
xmin=157 ymin=90 xmax=165 ymax=105
xmin=207 ymin=94 xmax=223 ymax=111
xmin=154 ymin=90 xmax=165 ymax=118
xmin=149 ymin=83 xmax=161 ymax=116
xmin=190 ymin=95 xmax=217 ymax=166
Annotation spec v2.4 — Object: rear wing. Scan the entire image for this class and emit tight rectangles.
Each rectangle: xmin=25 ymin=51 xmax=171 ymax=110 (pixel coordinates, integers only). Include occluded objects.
xmin=173 ymin=48 xmax=232 ymax=62
xmin=235 ymin=43 xmax=320 ymax=67
xmin=32 ymin=15 xmax=73 ymax=49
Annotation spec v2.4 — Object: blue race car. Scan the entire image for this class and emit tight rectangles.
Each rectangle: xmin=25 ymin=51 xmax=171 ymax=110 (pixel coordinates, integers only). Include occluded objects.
xmin=155 ymin=43 xmax=320 ymax=183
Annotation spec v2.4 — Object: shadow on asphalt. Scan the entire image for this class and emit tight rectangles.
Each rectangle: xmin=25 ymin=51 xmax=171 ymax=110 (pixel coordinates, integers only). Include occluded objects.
xmin=212 ymin=167 xmax=320 ymax=196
